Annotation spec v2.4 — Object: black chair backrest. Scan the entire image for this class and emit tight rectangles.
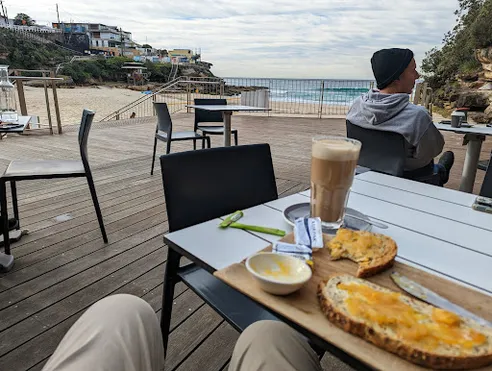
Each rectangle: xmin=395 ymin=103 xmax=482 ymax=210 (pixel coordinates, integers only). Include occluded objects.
xmin=160 ymin=144 xmax=278 ymax=232
xmin=79 ymin=109 xmax=95 ymax=170
xmin=194 ymin=98 xmax=227 ymax=130
xmin=346 ymin=120 xmax=406 ymax=177
xmin=480 ymin=152 xmax=492 ymax=197
xmin=154 ymin=102 xmax=173 ymax=136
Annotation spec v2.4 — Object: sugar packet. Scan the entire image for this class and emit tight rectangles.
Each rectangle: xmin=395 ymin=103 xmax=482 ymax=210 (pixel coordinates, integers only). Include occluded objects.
xmin=294 ymin=217 xmax=323 ymax=249
xmin=272 ymin=241 xmax=313 ymax=267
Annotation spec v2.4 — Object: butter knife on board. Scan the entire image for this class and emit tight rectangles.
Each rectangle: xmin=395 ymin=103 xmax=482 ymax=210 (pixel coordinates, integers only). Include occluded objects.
xmin=390 ymin=272 xmax=492 ymax=328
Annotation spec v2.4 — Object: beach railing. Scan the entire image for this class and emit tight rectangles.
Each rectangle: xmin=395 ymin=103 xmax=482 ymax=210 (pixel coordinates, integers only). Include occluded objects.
xmin=101 ymin=77 xmax=375 ymax=122
xmin=100 ymin=76 xmax=224 ymax=121
xmin=223 ymin=78 xmax=374 ymax=118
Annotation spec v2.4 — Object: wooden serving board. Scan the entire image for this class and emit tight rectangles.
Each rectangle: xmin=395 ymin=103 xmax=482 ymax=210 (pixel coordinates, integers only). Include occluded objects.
xmin=213 ymin=233 xmax=492 ymax=371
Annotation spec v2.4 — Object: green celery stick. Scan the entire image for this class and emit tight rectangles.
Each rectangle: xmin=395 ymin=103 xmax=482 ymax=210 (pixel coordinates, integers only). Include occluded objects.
xmin=229 ymin=222 xmax=286 ymax=237
xmin=219 ymin=210 xmax=243 ymax=228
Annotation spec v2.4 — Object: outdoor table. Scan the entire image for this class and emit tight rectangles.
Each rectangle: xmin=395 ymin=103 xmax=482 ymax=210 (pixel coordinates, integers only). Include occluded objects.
xmin=186 ymin=105 xmax=271 ymax=146
xmin=165 ymin=171 xmax=492 ymax=369
xmin=435 ymin=122 xmax=492 ymax=193
xmin=0 ymin=116 xmax=32 ymax=138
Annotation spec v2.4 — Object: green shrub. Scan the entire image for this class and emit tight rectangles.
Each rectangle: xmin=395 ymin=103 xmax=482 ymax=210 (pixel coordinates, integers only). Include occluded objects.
xmin=422 ymin=0 xmax=492 ymax=89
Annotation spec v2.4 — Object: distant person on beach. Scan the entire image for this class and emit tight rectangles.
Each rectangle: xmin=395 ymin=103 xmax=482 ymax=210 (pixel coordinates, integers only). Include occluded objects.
xmin=346 ymin=48 xmax=454 ymax=185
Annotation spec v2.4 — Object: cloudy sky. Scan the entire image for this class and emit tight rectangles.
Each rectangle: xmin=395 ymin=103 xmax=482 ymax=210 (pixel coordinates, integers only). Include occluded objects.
xmin=7 ymin=0 xmax=458 ymax=79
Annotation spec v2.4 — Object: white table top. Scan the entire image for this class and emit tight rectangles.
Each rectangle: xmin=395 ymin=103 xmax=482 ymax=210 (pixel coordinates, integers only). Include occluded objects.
xmin=186 ymin=104 xmax=271 ymax=112
xmin=165 ymin=171 xmax=492 ymax=296
xmin=435 ymin=122 xmax=492 ymax=136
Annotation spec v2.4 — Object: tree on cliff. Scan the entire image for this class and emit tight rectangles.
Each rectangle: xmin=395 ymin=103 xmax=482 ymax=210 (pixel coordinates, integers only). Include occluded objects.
xmin=422 ymin=0 xmax=492 ymax=88
xmin=13 ymin=13 xmax=36 ymax=26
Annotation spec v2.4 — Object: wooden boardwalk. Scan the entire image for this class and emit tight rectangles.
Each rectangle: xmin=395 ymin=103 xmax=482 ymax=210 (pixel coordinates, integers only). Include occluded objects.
xmin=0 ymin=113 xmax=490 ymax=371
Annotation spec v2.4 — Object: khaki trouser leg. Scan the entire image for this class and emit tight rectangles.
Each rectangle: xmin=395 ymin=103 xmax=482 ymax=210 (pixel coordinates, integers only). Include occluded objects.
xmin=229 ymin=320 xmax=323 ymax=371
xmin=42 ymin=294 xmax=164 ymax=371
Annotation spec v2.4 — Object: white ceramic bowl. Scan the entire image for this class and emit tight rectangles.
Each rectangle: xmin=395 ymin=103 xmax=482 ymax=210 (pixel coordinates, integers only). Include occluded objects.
xmin=245 ymin=252 xmax=312 ymax=295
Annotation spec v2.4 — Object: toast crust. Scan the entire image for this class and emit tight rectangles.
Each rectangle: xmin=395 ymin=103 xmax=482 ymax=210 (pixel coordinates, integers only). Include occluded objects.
xmin=317 ymin=274 xmax=492 ymax=370
xmin=326 ymin=229 xmax=397 ymax=277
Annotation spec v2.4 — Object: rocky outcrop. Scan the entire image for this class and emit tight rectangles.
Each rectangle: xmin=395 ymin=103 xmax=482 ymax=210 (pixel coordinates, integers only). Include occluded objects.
xmin=456 ymin=92 xmax=490 ymax=111
xmin=436 ymin=47 xmax=492 ymax=122
xmin=179 ymin=63 xmax=215 ymax=78
xmin=476 ymin=47 xmax=492 ymax=81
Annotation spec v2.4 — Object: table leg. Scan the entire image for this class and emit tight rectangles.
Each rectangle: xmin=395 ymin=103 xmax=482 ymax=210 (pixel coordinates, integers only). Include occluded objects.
xmin=223 ymin=112 xmax=232 ymax=147
xmin=160 ymin=248 xmax=181 ymax=356
xmin=0 ymin=181 xmax=10 ymax=255
xmin=460 ymin=134 xmax=485 ymax=193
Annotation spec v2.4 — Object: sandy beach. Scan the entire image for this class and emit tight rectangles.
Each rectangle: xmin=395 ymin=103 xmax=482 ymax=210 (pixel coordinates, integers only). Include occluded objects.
xmin=22 ymin=86 xmax=145 ymax=126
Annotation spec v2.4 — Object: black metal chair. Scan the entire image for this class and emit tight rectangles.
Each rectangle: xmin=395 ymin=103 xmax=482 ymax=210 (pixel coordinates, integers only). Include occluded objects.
xmin=159 ymin=144 xmax=279 ymax=355
xmin=0 ymin=109 xmax=108 ymax=260
xmin=478 ymin=151 xmax=490 ymax=172
xmin=480 ymin=152 xmax=492 ymax=197
xmin=150 ymin=102 xmax=210 ymax=175
xmin=346 ymin=120 xmax=441 ymax=185
xmin=194 ymin=98 xmax=238 ymax=147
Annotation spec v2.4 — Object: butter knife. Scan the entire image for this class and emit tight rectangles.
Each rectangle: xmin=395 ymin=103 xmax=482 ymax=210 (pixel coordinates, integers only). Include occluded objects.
xmin=390 ymin=272 xmax=492 ymax=327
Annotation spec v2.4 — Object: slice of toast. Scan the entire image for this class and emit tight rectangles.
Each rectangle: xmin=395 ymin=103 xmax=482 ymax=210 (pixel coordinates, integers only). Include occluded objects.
xmin=318 ymin=274 xmax=492 ymax=370
xmin=325 ymin=229 xmax=396 ymax=277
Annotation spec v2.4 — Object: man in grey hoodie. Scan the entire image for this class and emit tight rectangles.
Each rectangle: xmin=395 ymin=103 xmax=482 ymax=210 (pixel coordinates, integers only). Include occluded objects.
xmin=347 ymin=48 xmax=454 ymax=184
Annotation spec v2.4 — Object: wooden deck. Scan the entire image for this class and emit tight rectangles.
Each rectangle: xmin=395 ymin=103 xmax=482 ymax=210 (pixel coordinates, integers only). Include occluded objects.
xmin=0 ymin=113 xmax=490 ymax=371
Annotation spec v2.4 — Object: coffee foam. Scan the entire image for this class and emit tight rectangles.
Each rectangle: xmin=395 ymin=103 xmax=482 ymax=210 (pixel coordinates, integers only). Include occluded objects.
xmin=312 ymin=139 xmax=360 ymax=161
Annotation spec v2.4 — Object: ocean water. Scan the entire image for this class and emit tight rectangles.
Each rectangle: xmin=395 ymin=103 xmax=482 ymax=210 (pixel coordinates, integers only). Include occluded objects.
xmin=224 ymin=78 xmax=374 ymax=106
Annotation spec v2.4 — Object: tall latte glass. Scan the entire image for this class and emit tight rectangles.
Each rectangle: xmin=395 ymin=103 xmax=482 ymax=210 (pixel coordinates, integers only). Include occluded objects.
xmin=310 ymin=136 xmax=361 ymax=230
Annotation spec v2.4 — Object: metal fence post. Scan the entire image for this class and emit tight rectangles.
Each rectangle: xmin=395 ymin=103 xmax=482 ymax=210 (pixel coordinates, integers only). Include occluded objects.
xmin=186 ymin=82 xmax=191 ymax=113
xmin=152 ymin=94 xmax=157 ymax=116
xmin=220 ymin=81 xmax=224 ymax=97
xmin=318 ymin=80 xmax=325 ymax=119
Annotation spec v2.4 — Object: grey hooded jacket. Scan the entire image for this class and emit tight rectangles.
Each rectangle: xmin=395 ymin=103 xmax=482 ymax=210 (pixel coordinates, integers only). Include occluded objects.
xmin=346 ymin=89 xmax=444 ymax=171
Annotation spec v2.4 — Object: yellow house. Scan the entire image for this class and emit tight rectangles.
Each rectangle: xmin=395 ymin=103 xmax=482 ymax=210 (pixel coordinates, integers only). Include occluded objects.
xmin=168 ymin=49 xmax=194 ymax=63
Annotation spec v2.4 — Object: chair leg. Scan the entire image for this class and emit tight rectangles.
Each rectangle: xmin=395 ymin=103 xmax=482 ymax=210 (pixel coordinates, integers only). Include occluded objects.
xmin=201 ymin=137 xmax=205 ymax=149
xmin=166 ymin=140 xmax=172 ymax=155
xmin=234 ymin=132 xmax=238 ymax=146
xmin=151 ymin=136 xmax=158 ymax=175
xmin=193 ymin=138 xmax=197 ymax=150
xmin=206 ymin=136 xmax=211 ymax=148
xmin=161 ymin=248 xmax=181 ymax=356
xmin=0 ymin=181 xmax=10 ymax=255
xmin=86 ymin=173 xmax=108 ymax=243
xmin=10 ymin=181 xmax=19 ymax=229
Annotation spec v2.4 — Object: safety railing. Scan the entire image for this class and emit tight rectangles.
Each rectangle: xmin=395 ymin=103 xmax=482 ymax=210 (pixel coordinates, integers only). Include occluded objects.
xmin=100 ymin=76 xmax=224 ymax=121
xmin=101 ymin=77 xmax=375 ymax=122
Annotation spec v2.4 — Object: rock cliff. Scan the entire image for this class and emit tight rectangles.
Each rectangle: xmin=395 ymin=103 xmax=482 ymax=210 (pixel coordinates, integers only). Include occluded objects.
xmin=435 ymin=47 xmax=492 ymax=123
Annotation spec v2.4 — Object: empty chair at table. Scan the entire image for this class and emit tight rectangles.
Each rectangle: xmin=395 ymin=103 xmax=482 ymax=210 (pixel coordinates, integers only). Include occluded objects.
xmin=0 ymin=109 xmax=108 ymax=267
xmin=194 ymin=98 xmax=239 ymax=147
xmin=159 ymin=144 xmax=279 ymax=355
xmin=480 ymin=152 xmax=492 ymax=198
xmin=150 ymin=102 xmax=210 ymax=175
xmin=478 ymin=151 xmax=491 ymax=172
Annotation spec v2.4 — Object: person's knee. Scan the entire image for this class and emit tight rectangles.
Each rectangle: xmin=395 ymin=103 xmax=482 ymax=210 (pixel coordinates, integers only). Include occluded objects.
xmin=91 ymin=294 xmax=157 ymax=325
xmin=239 ymin=320 xmax=297 ymax=346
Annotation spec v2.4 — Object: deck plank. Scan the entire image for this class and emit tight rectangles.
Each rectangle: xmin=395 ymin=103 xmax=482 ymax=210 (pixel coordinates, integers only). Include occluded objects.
xmin=1 ymin=113 xmax=484 ymax=370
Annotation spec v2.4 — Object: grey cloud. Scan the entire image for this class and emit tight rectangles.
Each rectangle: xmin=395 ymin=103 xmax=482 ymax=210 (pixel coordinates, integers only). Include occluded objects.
xmin=11 ymin=0 xmax=459 ymax=78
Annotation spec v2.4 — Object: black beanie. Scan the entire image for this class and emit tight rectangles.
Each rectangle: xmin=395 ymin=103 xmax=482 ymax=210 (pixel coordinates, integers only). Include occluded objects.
xmin=371 ymin=48 xmax=414 ymax=90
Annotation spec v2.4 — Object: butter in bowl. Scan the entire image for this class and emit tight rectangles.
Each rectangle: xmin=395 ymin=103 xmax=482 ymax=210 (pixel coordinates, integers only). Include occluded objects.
xmin=245 ymin=253 xmax=312 ymax=295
